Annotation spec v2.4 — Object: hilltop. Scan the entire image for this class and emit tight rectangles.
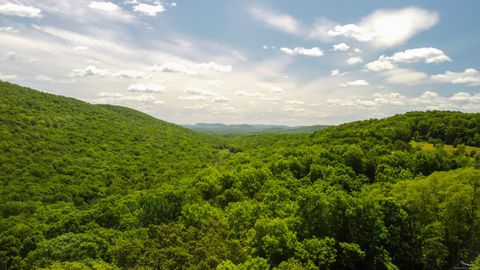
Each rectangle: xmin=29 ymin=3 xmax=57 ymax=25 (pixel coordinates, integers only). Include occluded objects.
xmin=313 ymin=110 xmax=480 ymax=147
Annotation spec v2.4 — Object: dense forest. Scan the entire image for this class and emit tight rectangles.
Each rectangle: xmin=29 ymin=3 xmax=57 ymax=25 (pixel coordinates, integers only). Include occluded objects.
xmin=1 ymin=81 xmax=480 ymax=270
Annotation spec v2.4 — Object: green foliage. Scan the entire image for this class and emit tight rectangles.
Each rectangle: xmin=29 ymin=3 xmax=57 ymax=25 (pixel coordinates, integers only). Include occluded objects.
xmin=39 ymin=260 xmax=119 ymax=270
xmin=139 ymin=191 xmax=183 ymax=226
xmin=0 ymin=82 xmax=218 ymax=205
xmin=25 ymin=233 xmax=111 ymax=268
xmin=336 ymin=242 xmax=365 ymax=269
xmin=251 ymin=218 xmax=298 ymax=265
xmin=1 ymin=82 xmax=480 ymax=269
xmin=472 ymin=254 xmax=480 ymax=270
xmin=296 ymin=237 xmax=337 ymax=268
xmin=313 ymin=110 xmax=480 ymax=147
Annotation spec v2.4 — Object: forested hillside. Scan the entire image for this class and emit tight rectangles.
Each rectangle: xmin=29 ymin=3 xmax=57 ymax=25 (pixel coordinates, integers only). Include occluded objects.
xmin=1 ymin=82 xmax=479 ymax=270
xmin=314 ymin=111 xmax=480 ymax=147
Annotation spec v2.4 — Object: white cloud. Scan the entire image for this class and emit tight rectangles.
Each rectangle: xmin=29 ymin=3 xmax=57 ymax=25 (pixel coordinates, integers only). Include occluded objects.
xmin=431 ymin=68 xmax=480 ymax=85
xmin=0 ymin=26 xmax=20 ymax=34
xmin=88 ymin=1 xmax=120 ymax=12
xmin=35 ymin=75 xmax=53 ymax=82
xmin=384 ymin=68 xmax=428 ymax=85
xmin=341 ymin=80 xmax=369 ymax=87
xmin=71 ymin=65 xmax=110 ymax=77
xmin=364 ymin=47 xmax=450 ymax=72
xmin=327 ymin=93 xmax=404 ymax=107
xmin=328 ymin=24 xmax=377 ymax=42
xmin=182 ymin=91 xmax=233 ymax=105
xmin=330 ymin=69 xmax=348 ymax=77
xmin=450 ymin=92 xmax=480 ymax=102
xmin=260 ymin=96 xmax=282 ymax=103
xmin=96 ymin=92 xmax=165 ymax=104
xmin=206 ymin=80 xmax=221 ymax=87
xmin=330 ymin=69 xmax=340 ymax=77
xmin=128 ymin=83 xmax=167 ymax=94
xmin=387 ymin=47 xmax=451 ymax=64
xmin=86 ymin=59 xmax=99 ymax=64
xmin=354 ymin=48 xmax=362 ymax=53
xmin=147 ymin=62 xmax=231 ymax=75
xmin=328 ymin=7 xmax=438 ymax=47
xmin=413 ymin=91 xmax=441 ymax=106
xmin=280 ymin=47 xmax=323 ymax=57
xmin=307 ymin=18 xmax=337 ymax=42
xmin=250 ymin=6 xmax=437 ymax=49
xmin=355 ymin=100 xmax=377 ymax=106
xmin=325 ymin=99 xmax=354 ymax=107
xmin=184 ymin=88 xmax=215 ymax=96
xmin=326 ymin=91 xmax=480 ymax=111
xmin=1 ymin=51 xmax=16 ymax=61
xmin=364 ymin=56 xmax=396 ymax=72
xmin=234 ymin=91 xmax=265 ymax=97
xmin=450 ymin=92 xmax=473 ymax=101
xmin=179 ymin=95 xmax=207 ymax=101
xmin=185 ymin=104 xmax=207 ymax=110
xmin=285 ymin=100 xmax=304 ymax=105
xmin=0 ymin=73 xmax=18 ymax=81
xmin=98 ymin=92 xmax=123 ymax=98
xmin=283 ymin=105 xmax=306 ymax=113
xmin=31 ymin=24 xmax=133 ymax=53
xmin=250 ymin=6 xmax=336 ymax=42
xmin=332 ymin=43 xmax=350 ymax=51
xmin=195 ymin=62 xmax=232 ymax=72
xmin=0 ymin=51 xmax=39 ymax=63
xmin=346 ymin=57 xmax=363 ymax=65
xmin=113 ymin=70 xmax=148 ymax=79
xmin=18 ymin=0 xmax=135 ymax=23
xmin=170 ymin=2 xmax=177 ymax=7
xmin=0 ymin=3 xmax=42 ymax=18
xmin=410 ymin=91 xmax=480 ymax=110
xmin=373 ymin=92 xmax=406 ymax=106
xmin=133 ymin=3 xmax=165 ymax=16
xmin=362 ymin=7 xmax=439 ymax=47
xmin=271 ymin=87 xmax=285 ymax=94
xmin=213 ymin=96 xmax=230 ymax=103
xmin=146 ymin=63 xmax=197 ymax=75
xmin=74 ymin=46 xmax=89 ymax=51
xmin=249 ymin=6 xmax=301 ymax=34
xmin=209 ymin=104 xmax=239 ymax=115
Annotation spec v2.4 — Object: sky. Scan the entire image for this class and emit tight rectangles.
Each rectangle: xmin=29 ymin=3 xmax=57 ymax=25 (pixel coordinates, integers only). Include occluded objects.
xmin=0 ymin=0 xmax=480 ymax=125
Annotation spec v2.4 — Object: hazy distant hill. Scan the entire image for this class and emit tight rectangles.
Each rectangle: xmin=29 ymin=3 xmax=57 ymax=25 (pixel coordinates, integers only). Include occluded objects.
xmin=184 ymin=123 xmax=330 ymax=134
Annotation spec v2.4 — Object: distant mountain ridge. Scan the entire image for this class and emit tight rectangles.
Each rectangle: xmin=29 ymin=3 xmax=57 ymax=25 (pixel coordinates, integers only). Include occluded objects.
xmin=184 ymin=123 xmax=330 ymax=134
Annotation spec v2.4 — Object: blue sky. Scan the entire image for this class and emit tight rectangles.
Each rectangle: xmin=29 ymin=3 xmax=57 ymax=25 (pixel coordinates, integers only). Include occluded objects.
xmin=0 ymin=0 xmax=479 ymax=125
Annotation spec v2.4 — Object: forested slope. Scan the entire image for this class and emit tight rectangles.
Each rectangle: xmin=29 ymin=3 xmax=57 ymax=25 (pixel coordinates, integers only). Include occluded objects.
xmin=0 ymin=81 xmax=219 ymax=203
xmin=1 ymin=82 xmax=479 ymax=270
xmin=313 ymin=111 xmax=480 ymax=146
